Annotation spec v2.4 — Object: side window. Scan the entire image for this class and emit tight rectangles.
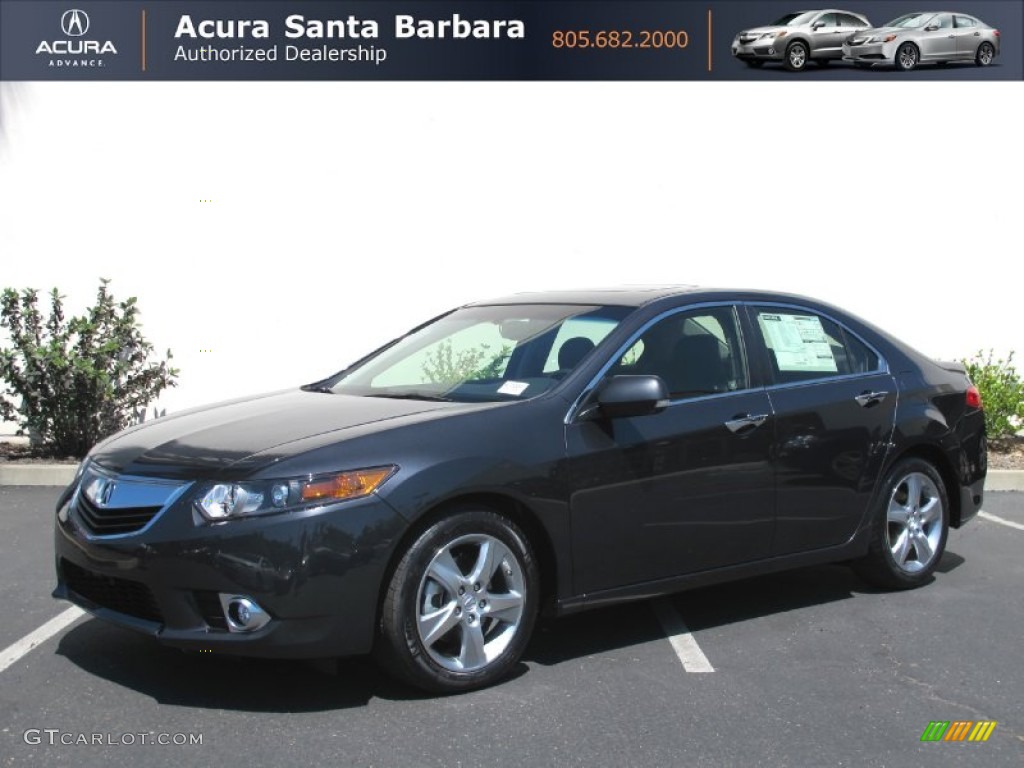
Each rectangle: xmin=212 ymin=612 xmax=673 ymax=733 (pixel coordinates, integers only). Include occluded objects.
xmin=752 ymin=307 xmax=879 ymax=384
xmin=839 ymin=13 xmax=864 ymax=27
xmin=620 ymin=306 xmax=749 ymax=399
xmin=935 ymin=14 xmax=954 ymax=29
xmin=815 ymin=13 xmax=838 ymax=27
xmin=954 ymin=15 xmax=976 ymax=28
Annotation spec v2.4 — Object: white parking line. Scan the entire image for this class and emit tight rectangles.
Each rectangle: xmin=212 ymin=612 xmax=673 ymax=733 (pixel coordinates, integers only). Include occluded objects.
xmin=978 ymin=510 xmax=1024 ymax=532
xmin=651 ymin=598 xmax=714 ymax=673
xmin=0 ymin=606 xmax=84 ymax=674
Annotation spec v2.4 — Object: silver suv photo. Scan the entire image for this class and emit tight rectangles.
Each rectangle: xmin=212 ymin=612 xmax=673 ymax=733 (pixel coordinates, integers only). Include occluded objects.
xmin=732 ymin=9 xmax=872 ymax=71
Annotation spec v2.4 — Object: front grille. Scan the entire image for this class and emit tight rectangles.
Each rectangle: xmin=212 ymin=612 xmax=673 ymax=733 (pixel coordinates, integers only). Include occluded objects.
xmin=62 ymin=559 xmax=163 ymax=624
xmin=76 ymin=493 xmax=162 ymax=536
xmin=739 ymin=34 xmax=759 ymax=43
xmin=194 ymin=591 xmax=229 ymax=631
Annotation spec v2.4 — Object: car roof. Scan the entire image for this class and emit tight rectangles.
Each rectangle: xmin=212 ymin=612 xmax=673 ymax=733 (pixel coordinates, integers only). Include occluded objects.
xmin=468 ymin=285 xmax=848 ymax=309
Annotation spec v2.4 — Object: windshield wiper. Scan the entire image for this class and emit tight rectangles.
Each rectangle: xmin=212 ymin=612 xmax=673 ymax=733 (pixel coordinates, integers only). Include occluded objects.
xmin=366 ymin=393 xmax=453 ymax=402
xmin=301 ymin=384 xmax=334 ymax=394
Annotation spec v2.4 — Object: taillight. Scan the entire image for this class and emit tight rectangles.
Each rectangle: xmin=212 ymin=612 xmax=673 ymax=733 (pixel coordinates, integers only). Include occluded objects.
xmin=966 ymin=385 xmax=982 ymax=410
xmin=993 ymin=30 xmax=1000 ymax=37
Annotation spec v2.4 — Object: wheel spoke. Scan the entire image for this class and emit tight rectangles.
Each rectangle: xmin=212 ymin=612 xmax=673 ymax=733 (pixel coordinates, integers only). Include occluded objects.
xmin=891 ymin=529 xmax=911 ymax=565
xmin=468 ymin=538 xmax=509 ymax=587
xmin=419 ymin=603 xmax=460 ymax=647
xmin=484 ymin=591 xmax=523 ymax=623
xmin=919 ymin=497 xmax=940 ymax=523
xmin=887 ymin=501 xmax=910 ymax=525
xmin=913 ymin=531 xmax=934 ymax=564
xmin=427 ymin=549 xmax=465 ymax=594
xmin=905 ymin=474 xmax=922 ymax=509
xmin=459 ymin=623 xmax=488 ymax=669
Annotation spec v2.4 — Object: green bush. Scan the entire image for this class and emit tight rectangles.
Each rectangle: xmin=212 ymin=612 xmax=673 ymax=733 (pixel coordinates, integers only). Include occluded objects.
xmin=963 ymin=350 xmax=1024 ymax=441
xmin=0 ymin=280 xmax=178 ymax=458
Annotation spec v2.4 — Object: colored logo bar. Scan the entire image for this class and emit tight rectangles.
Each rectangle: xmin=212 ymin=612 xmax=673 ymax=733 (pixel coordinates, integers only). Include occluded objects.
xmin=920 ymin=721 xmax=997 ymax=742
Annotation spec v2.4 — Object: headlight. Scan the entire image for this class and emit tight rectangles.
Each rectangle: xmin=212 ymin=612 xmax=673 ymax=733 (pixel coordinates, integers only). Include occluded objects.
xmin=869 ymin=34 xmax=897 ymax=43
xmin=194 ymin=466 xmax=396 ymax=521
xmin=762 ymin=30 xmax=787 ymax=39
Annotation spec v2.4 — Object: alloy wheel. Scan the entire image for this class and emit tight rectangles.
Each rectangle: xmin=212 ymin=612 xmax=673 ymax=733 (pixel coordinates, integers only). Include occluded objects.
xmin=788 ymin=44 xmax=807 ymax=70
xmin=978 ymin=44 xmax=994 ymax=66
xmin=416 ymin=533 xmax=526 ymax=672
xmin=885 ymin=472 xmax=943 ymax=574
xmin=897 ymin=44 xmax=918 ymax=71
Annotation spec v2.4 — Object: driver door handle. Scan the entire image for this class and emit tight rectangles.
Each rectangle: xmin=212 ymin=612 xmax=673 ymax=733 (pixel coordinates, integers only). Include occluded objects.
xmin=725 ymin=414 xmax=769 ymax=433
xmin=855 ymin=390 xmax=889 ymax=407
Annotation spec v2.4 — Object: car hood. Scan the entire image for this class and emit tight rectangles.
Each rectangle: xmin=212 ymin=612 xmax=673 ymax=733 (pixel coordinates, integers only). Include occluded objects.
xmin=89 ymin=389 xmax=476 ymax=479
xmin=739 ymin=25 xmax=785 ymax=36
xmin=856 ymin=26 xmax=904 ymax=37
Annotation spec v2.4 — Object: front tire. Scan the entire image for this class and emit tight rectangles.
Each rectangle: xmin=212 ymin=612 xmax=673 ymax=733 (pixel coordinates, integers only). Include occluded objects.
xmin=976 ymin=42 xmax=995 ymax=67
xmin=854 ymin=458 xmax=949 ymax=590
xmin=784 ymin=41 xmax=809 ymax=71
xmin=895 ymin=42 xmax=919 ymax=71
xmin=376 ymin=509 xmax=539 ymax=693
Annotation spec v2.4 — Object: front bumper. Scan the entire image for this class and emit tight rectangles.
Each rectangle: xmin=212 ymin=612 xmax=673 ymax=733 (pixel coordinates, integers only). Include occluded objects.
xmin=842 ymin=40 xmax=897 ymax=65
xmin=732 ymin=37 xmax=784 ymax=61
xmin=53 ymin=482 xmax=406 ymax=658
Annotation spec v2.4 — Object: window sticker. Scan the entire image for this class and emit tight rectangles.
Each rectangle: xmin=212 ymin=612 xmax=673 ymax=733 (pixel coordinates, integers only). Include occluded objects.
xmin=497 ymin=380 xmax=529 ymax=396
xmin=759 ymin=313 xmax=838 ymax=373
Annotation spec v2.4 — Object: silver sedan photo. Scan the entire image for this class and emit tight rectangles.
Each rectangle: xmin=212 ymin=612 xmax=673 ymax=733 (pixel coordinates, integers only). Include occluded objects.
xmin=732 ymin=9 xmax=871 ymax=71
xmin=843 ymin=12 xmax=1001 ymax=71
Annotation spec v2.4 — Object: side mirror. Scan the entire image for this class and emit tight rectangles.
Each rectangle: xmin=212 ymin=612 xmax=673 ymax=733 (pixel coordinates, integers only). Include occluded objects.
xmin=812 ymin=21 xmax=826 ymax=30
xmin=592 ymin=375 xmax=670 ymax=419
xmin=924 ymin=25 xmax=939 ymax=32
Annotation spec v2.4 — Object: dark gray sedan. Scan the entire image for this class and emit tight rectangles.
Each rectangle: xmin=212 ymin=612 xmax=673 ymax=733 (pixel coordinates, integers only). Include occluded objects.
xmin=53 ymin=287 xmax=987 ymax=692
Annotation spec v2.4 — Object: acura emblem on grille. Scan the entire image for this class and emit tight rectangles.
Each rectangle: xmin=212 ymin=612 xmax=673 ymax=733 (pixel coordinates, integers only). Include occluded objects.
xmin=98 ymin=480 xmax=116 ymax=507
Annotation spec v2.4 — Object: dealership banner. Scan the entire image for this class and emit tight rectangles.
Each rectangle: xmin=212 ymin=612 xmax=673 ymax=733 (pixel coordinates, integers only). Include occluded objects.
xmin=1 ymin=0 xmax=1022 ymax=80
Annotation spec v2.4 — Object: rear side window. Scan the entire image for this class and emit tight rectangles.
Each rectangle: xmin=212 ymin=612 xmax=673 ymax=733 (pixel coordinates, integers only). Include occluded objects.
xmin=752 ymin=307 xmax=880 ymax=384
xmin=954 ymin=15 xmax=977 ymax=28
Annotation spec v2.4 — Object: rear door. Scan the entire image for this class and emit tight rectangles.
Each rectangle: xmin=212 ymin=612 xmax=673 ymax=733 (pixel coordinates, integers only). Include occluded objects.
xmin=954 ymin=15 xmax=982 ymax=59
xmin=746 ymin=305 xmax=896 ymax=555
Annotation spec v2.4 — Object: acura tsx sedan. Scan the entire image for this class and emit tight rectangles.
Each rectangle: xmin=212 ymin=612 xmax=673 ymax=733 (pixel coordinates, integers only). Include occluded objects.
xmin=842 ymin=11 xmax=1001 ymax=70
xmin=732 ymin=9 xmax=871 ymax=70
xmin=54 ymin=287 xmax=987 ymax=692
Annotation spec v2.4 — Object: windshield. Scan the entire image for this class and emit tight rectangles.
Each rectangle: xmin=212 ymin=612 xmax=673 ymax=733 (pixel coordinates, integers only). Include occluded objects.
xmin=770 ymin=12 xmax=817 ymax=27
xmin=886 ymin=13 xmax=935 ymax=28
xmin=324 ymin=304 xmax=632 ymax=402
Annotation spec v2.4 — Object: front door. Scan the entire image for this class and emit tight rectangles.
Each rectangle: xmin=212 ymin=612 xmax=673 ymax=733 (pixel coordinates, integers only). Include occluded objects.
xmin=566 ymin=305 xmax=775 ymax=595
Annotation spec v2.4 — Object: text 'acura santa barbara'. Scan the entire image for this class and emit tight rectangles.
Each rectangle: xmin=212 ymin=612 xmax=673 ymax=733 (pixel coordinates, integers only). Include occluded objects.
xmin=54 ymin=287 xmax=987 ymax=692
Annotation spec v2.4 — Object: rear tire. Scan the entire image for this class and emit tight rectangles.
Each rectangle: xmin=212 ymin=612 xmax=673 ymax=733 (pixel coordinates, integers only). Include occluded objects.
xmin=853 ymin=458 xmax=949 ymax=590
xmin=976 ymin=42 xmax=995 ymax=67
xmin=376 ymin=508 xmax=539 ymax=693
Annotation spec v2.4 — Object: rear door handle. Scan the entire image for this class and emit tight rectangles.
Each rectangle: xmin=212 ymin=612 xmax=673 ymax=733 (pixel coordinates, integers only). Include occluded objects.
xmin=854 ymin=391 xmax=888 ymax=407
xmin=725 ymin=413 xmax=769 ymax=433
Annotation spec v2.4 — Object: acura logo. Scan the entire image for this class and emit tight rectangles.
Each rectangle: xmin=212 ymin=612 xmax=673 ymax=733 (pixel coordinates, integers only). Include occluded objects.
xmin=98 ymin=480 xmax=116 ymax=507
xmin=60 ymin=9 xmax=90 ymax=37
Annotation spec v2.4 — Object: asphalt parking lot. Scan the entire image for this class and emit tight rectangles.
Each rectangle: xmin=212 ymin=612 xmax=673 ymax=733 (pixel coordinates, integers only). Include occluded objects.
xmin=1 ymin=487 xmax=1022 ymax=767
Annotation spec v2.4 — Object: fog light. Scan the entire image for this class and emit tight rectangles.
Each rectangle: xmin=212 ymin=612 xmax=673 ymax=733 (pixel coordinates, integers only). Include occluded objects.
xmin=768 ymin=48 xmax=776 ymax=55
xmin=218 ymin=595 xmax=271 ymax=632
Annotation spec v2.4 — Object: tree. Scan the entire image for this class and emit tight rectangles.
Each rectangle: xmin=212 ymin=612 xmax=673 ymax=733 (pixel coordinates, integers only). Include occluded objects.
xmin=0 ymin=280 xmax=178 ymax=457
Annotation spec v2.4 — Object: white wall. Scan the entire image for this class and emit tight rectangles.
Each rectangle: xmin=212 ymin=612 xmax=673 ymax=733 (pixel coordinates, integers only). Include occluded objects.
xmin=1 ymin=81 xmax=1021 ymax=421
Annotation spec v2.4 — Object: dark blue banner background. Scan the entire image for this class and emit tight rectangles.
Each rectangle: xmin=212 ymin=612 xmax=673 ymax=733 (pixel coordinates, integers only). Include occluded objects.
xmin=2 ymin=0 xmax=1021 ymax=80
